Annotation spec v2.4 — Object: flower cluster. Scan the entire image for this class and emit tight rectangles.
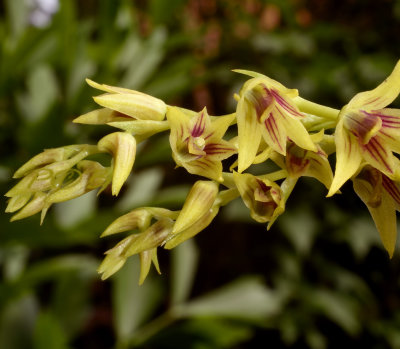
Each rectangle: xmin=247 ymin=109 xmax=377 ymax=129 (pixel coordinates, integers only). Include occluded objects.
xmin=6 ymin=60 xmax=400 ymax=283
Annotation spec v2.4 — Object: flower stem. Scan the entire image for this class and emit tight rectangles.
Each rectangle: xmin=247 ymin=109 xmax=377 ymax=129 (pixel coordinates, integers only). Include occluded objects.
xmin=294 ymin=96 xmax=340 ymax=120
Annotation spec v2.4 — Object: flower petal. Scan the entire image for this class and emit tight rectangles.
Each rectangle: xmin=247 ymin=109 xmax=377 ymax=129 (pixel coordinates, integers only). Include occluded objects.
xmin=362 ymin=135 xmax=396 ymax=177
xmin=260 ymin=112 xmax=287 ymax=155
xmin=184 ymin=157 xmax=224 ymax=181
xmin=347 ymin=60 xmax=400 ymax=110
xmin=303 ymin=149 xmax=333 ymax=189
xmin=86 ymin=78 xmax=148 ymax=96
xmin=372 ymin=108 xmax=400 ymax=154
xmin=236 ymin=97 xmax=262 ymax=172
xmin=73 ymin=108 xmax=131 ymax=125
xmin=207 ymin=113 xmax=236 ymax=140
xmin=328 ymin=118 xmax=362 ymax=196
xmin=353 ymin=175 xmax=397 ymax=257
xmin=190 ymin=108 xmax=210 ymax=137
xmin=98 ymin=132 xmax=136 ymax=196
xmin=204 ymin=140 xmax=237 ymax=161
xmin=278 ymin=109 xmax=317 ymax=152
xmin=94 ymin=93 xmax=166 ymax=121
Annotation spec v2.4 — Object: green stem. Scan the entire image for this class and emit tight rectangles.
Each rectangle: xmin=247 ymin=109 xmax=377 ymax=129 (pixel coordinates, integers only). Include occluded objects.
xmin=280 ymin=176 xmax=298 ymax=201
xmin=216 ymin=188 xmax=240 ymax=206
xmin=129 ymin=310 xmax=176 ymax=347
xmin=259 ymin=169 xmax=287 ymax=182
xmin=294 ymin=96 xmax=340 ymax=120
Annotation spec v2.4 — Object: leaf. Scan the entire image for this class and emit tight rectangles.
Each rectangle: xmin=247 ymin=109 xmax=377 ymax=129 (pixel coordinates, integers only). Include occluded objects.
xmin=0 ymin=294 xmax=38 ymax=349
xmin=5 ymin=0 xmax=29 ymax=39
xmin=179 ymin=277 xmax=281 ymax=320
xmin=54 ymin=190 xmax=97 ymax=229
xmin=170 ymin=239 xmax=199 ymax=305
xmin=33 ymin=312 xmax=69 ymax=349
xmin=112 ymin=257 xmax=164 ymax=343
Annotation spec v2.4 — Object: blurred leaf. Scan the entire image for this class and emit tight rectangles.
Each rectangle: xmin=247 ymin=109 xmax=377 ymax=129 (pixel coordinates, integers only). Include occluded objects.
xmin=308 ymin=289 xmax=361 ymax=336
xmin=170 ymin=239 xmax=199 ymax=305
xmin=2 ymin=245 xmax=29 ymax=282
xmin=0 ymin=294 xmax=38 ymax=349
xmin=343 ymin=217 xmax=382 ymax=260
xmin=18 ymin=255 xmax=98 ymax=287
xmin=147 ymin=318 xmax=253 ymax=349
xmin=5 ymin=0 xmax=29 ymax=40
xmin=112 ymin=257 xmax=163 ymax=343
xmin=120 ymin=28 xmax=167 ymax=89
xmin=149 ymin=0 xmax=187 ymax=25
xmin=33 ymin=312 xmax=69 ymax=349
xmin=54 ymin=191 xmax=97 ymax=229
xmin=179 ymin=277 xmax=281 ymax=320
xmin=279 ymin=207 xmax=317 ymax=255
xmin=116 ymin=167 xmax=164 ymax=212
xmin=51 ymin=272 xmax=93 ymax=338
xmin=17 ymin=64 xmax=59 ymax=123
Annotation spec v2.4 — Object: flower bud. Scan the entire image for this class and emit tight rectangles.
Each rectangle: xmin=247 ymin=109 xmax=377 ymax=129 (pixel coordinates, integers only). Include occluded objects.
xmin=10 ymin=192 xmax=47 ymax=222
xmin=172 ymin=180 xmax=219 ymax=234
xmin=73 ymin=108 xmax=130 ymax=125
xmin=13 ymin=145 xmax=89 ymax=179
xmin=5 ymin=193 xmax=32 ymax=213
xmin=98 ymin=132 xmax=136 ymax=196
xmin=93 ymin=93 xmax=166 ymax=121
xmin=164 ymin=205 xmax=219 ymax=249
xmin=138 ymin=248 xmax=160 ymax=285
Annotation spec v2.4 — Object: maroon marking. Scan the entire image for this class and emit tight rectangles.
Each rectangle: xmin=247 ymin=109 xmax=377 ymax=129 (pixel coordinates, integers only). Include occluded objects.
xmin=270 ymin=89 xmax=303 ymax=117
xmin=265 ymin=114 xmax=284 ymax=152
xmin=364 ymin=138 xmax=392 ymax=173
xmin=382 ymin=175 xmax=400 ymax=205
xmin=191 ymin=112 xmax=206 ymax=137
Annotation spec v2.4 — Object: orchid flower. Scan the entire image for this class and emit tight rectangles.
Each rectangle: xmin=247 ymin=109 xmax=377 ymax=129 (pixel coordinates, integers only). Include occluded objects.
xmin=270 ymin=132 xmax=333 ymax=189
xmin=167 ymin=106 xmax=236 ymax=182
xmin=329 ymin=60 xmax=400 ymax=196
xmin=233 ymin=171 xmax=285 ymax=229
xmin=353 ymin=166 xmax=400 ymax=257
xmin=234 ymin=70 xmax=317 ymax=173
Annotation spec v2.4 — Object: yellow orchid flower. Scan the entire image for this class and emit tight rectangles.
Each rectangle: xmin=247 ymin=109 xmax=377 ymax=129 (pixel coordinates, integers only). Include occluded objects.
xmin=270 ymin=133 xmax=333 ymax=189
xmin=329 ymin=60 xmax=400 ymax=196
xmin=234 ymin=70 xmax=317 ymax=173
xmin=353 ymin=166 xmax=400 ymax=257
xmin=167 ymin=106 xmax=236 ymax=182
xmin=232 ymin=171 xmax=285 ymax=229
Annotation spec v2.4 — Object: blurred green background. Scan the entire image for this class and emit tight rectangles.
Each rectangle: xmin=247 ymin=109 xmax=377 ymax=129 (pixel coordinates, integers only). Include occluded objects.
xmin=2 ymin=0 xmax=400 ymax=348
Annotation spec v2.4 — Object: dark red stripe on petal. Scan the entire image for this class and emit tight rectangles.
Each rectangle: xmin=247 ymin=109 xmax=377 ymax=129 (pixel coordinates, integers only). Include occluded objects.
xmin=265 ymin=114 xmax=284 ymax=153
xmin=382 ymin=175 xmax=400 ymax=205
xmin=270 ymin=89 xmax=303 ymax=118
xmin=191 ymin=112 xmax=206 ymax=137
xmin=364 ymin=137 xmax=393 ymax=173
xmin=204 ymin=143 xmax=236 ymax=154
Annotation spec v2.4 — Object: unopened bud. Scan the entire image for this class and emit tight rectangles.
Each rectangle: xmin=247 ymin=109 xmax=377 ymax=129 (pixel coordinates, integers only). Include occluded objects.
xmin=172 ymin=180 xmax=219 ymax=234
xmin=93 ymin=93 xmax=166 ymax=121
xmin=98 ymin=132 xmax=136 ymax=196
xmin=10 ymin=192 xmax=47 ymax=222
